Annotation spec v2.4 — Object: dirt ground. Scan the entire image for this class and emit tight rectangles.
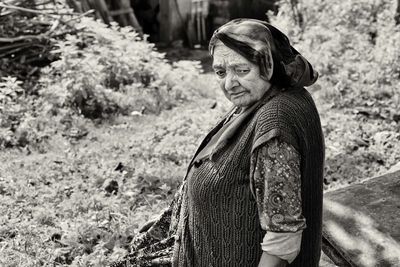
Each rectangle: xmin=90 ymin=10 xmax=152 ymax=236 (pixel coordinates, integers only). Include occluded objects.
xmin=157 ymin=45 xmax=214 ymax=73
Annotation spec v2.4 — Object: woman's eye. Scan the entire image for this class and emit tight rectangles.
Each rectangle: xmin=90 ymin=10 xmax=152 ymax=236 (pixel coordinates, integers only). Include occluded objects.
xmin=215 ymin=70 xmax=226 ymax=77
xmin=236 ymin=69 xmax=250 ymax=75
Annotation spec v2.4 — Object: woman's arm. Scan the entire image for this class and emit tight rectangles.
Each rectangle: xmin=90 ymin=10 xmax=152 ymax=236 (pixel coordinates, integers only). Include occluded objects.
xmin=258 ymin=251 xmax=288 ymax=267
xmin=250 ymin=138 xmax=306 ymax=265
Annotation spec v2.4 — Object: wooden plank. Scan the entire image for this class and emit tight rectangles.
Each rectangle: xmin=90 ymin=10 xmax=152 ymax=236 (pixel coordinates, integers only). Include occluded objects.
xmin=322 ymin=170 xmax=400 ymax=266
xmin=109 ymin=8 xmax=133 ymax=16
xmin=92 ymin=0 xmax=111 ymax=24
xmin=159 ymin=0 xmax=171 ymax=43
xmin=119 ymin=0 xmax=142 ymax=34
xmin=396 ymin=0 xmax=400 ymax=25
xmin=112 ymin=0 xmax=128 ymax=26
xmin=66 ymin=0 xmax=84 ymax=13
xmin=80 ymin=0 xmax=91 ymax=12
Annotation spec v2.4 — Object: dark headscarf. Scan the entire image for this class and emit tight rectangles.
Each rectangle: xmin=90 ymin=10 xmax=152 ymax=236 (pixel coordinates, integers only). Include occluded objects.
xmin=209 ymin=18 xmax=318 ymax=89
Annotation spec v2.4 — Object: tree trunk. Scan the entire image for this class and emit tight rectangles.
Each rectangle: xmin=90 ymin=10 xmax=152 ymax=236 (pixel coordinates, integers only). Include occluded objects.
xmin=395 ymin=0 xmax=400 ymax=25
xmin=289 ymin=0 xmax=303 ymax=28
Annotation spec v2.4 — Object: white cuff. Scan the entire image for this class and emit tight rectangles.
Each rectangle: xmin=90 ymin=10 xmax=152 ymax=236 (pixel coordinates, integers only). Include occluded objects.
xmin=260 ymin=231 xmax=303 ymax=264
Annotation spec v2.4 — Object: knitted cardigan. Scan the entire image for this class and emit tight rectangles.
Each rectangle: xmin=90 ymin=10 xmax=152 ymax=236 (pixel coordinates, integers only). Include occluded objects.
xmin=172 ymin=87 xmax=324 ymax=267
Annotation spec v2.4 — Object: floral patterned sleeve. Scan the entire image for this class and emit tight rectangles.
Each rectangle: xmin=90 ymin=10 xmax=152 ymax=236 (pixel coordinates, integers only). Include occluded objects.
xmin=250 ymin=138 xmax=306 ymax=263
xmin=109 ymin=182 xmax=185 ymax=267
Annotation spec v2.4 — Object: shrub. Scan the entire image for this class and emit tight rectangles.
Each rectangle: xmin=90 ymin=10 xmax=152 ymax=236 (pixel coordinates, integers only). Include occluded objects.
xmin=40 ymin=18 xmax=208 ymax=119
xmin=1 ymin=16 xmax=210 ymax=149
xmin=269 ymin=0 xmax=400 ymax=109
xmin=0 ymin=76 xmax=54 ymax=149
xmin=268 ymin=0 xmax=400 ymax=187
xmin=0 ymin=77 xmax=32 ymax=148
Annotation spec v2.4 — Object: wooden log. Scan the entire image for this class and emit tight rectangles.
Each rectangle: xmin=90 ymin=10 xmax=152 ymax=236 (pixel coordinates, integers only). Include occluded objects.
xmin=120 ymin=0 xmax=143 ymax=34
xmin=92 ymin=0 xmax=111 ymax=24
xmin=80 ymin=0 xmax=92 ymax=12
xmin=322 ymin=170 xmax=400 ymax=266
xmin=109 ymin=8 xmax=133 ymax=16
xmin=66 ymin=0 xmax=84 ymax=13
xmin=112 ymin=0 xmax=128 ymax=26
xmin=159 ymin=0 xmax=170 ymax=43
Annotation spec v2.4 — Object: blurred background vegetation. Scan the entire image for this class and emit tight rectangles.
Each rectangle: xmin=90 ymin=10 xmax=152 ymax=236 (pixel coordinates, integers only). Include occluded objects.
xmin=1 ymin=0 xmax=400 ymax=266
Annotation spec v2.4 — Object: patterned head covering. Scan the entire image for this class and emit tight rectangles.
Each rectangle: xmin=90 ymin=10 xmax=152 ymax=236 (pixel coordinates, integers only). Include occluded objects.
xmin=209 ymin=18 xmax=318 ymax=88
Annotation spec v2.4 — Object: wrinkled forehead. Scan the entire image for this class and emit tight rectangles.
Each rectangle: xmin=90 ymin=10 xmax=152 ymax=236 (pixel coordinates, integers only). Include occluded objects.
xmin=212 ymin=43 xmax=254 ymax=68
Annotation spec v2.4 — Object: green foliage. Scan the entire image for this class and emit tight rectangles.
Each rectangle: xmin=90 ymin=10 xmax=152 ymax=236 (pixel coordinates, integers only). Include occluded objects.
xmin=0 ymin=77 xmax=47 ymax=148
xmin=1 ymin=16 xmax=210 ymax=149
xmin=0 ymin=77 xmax=25 ymax=131
xmin=2 ymin=0 xmax=400 ymax=265
xmin=270 ymin=0 xmax=400 ymax=108
xmin=40 ymin=18 xmax=208 ymax=119
xmin=269 ymin=0 xmax=400 ymax=187
xmin=0 ymin=96 xmax=228 ymax=266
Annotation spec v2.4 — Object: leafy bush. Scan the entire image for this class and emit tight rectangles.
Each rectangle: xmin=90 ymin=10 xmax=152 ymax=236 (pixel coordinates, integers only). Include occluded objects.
xmin=40 ymin=18 xmax=208 ymax=119
xmin=269 ymin=0 xmax=400 ymax=187
xmin=3 ymin=1 xmax=400 ymax=265
xmin=0 ymin=76 xmax=57 ymax=150
xmin=0 ymin=77 xmax=25 ymax=132
xmin=1 ymin=16 xmax=211 ymax=149
xmin=270 ymin=0 xmax=400 ymax=109
xmin=0 ymin=77 xmax=38 ymax=148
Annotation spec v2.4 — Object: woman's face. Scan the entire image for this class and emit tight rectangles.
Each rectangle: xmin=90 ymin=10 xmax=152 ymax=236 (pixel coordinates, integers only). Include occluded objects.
xmin=212 ymin=45 xmax=271 ymax=108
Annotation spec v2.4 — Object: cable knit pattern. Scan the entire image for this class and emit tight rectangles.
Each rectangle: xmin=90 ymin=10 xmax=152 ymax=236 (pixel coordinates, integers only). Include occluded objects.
xmin=110 ymin=87 xmax=324 ymax=267
xmin=173 ymin=88 xmax=324 ymax=267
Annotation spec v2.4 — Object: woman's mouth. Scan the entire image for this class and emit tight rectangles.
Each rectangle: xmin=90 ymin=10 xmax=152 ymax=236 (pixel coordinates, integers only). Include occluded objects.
xmin=231 ymin=91 xmax=246 ymax=97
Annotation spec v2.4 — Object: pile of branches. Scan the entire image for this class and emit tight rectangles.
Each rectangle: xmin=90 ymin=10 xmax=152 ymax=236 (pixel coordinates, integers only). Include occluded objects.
xmin=0 ymin=0 xmax=92 ymax=90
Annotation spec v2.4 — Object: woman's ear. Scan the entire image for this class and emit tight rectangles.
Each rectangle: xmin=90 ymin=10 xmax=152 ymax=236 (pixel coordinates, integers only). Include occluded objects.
xmin=266 ymin=54 xmax=274 ymax=81
xmin=260 ymin=49 xmax=274 ymax=81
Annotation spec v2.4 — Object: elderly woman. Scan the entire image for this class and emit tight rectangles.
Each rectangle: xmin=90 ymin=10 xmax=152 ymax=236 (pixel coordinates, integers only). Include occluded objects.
xmin=111 ymin=18 xmax=324 ymax=267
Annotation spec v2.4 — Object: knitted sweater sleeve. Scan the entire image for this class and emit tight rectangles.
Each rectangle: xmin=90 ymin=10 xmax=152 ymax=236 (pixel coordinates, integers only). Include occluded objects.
xmin=250 ymin=138 xmax=306 ymax=263
xmin=252 ymin=97 xmax=300 ymax=153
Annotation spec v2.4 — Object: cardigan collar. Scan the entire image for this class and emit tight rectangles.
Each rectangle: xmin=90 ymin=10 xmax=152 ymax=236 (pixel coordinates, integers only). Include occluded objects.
xmin=201 ymin=86 xmax=280 ymax=162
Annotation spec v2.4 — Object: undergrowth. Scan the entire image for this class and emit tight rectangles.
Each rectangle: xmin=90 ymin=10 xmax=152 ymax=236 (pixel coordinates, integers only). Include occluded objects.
xmin=270 ymin=0 xmax=400 ymax=187
xmin=40 ymin=18 xmax=210 ymax=118
xmin=0 ymin=16 xmax=211 ymax=150
xmin=1 ymin=0 xmax=400 ymax=266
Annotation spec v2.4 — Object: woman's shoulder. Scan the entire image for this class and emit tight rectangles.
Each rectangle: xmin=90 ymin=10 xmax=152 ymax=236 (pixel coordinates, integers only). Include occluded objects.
xmin=250 ymin=90 xmax=301 ymax=150
xmin=256 ymin=88 xmax=317 ymax=120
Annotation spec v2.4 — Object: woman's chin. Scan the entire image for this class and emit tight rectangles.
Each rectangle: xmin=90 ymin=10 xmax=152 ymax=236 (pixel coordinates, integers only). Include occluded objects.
xmin=230 ymin=96 xmax=255 ymax=107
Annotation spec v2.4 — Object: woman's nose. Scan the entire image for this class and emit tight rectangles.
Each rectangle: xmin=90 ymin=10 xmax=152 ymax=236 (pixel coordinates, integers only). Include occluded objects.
xmin=225 ymin=72 xmax=239 ymax=91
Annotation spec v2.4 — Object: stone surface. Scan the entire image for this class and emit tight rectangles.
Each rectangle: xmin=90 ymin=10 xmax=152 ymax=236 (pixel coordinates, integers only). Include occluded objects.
xmin=322 ymin=170 xmax=400 ymax=266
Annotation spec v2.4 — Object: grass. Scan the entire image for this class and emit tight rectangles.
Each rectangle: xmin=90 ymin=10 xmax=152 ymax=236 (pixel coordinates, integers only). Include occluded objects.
xmin=0 ymin=74 xmax=230 ymax=266
xmin=1 ymin=72 xmax=400 ymax=266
